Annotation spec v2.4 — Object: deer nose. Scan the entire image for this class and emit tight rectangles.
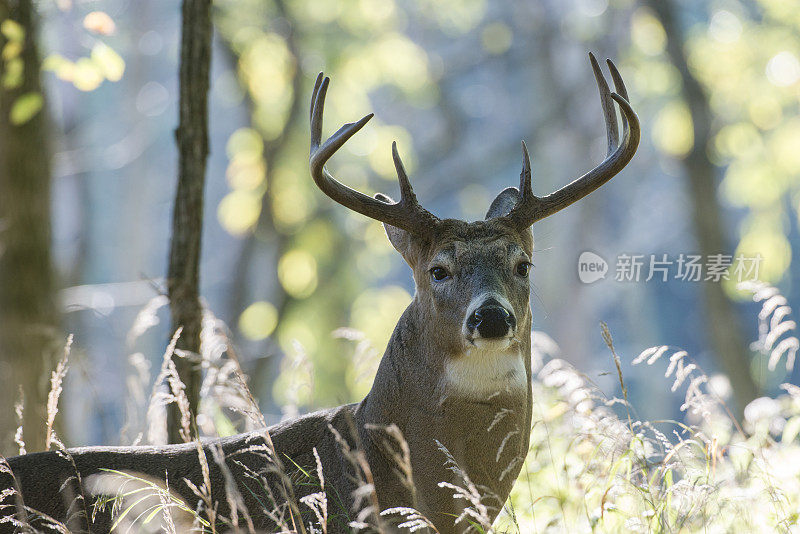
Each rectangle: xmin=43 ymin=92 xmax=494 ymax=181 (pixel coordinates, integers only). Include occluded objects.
xmin=467 ymin=301 xmax=516 ymax=339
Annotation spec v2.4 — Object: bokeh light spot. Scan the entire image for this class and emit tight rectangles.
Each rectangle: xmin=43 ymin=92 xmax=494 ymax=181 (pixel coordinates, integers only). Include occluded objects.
xmin=766 ymin=52 xmax=800 ymax=87
xmin=218 ymin=190 xmax=261 ymax=235
xmin=72 ymin=57 xmax=104 ymax=91
xmin=239 ymin=301 xmax=278 ymax=341
xmin=83 ymin=11 xmax=115 ymax=36
xmin=653 ymin=101 xmax=694 ymax=157
xmin=278 ymin=249 xmax=318 ymax=298
xmin=632 ymin=8 xmax=666 ymax=56
xmin=481 ymin=23 xmax=513 ymax=55
xmin=709 ymin=10 xmax=742 ymax=44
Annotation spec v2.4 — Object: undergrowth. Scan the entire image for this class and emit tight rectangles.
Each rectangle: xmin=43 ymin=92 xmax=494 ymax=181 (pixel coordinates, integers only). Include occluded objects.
xmin=495 ymin=281 xmax=800 ymax=533
xmin=1 ymin=281 xmax=799 ymax=533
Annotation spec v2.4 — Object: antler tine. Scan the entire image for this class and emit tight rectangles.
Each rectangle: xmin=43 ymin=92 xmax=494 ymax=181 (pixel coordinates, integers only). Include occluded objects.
xmin=309 ymin=73 xmax=437 ymax=234
xmin=589 ymin=52 xmax=619 ymax=155
xmin=606 ymin=58 xmax=629 ymax=131
xmin=310 ymin=73 xmax=323 ymax=124
xmin=519 ymin=140 xmax=533 ymax=198
xmin=504 ymin=55 xmax=640 ymax=230
xmin=309 ymin=74 xmax=327 ymax=153
xmin=392 ymin=141 xmax=419 ymax=205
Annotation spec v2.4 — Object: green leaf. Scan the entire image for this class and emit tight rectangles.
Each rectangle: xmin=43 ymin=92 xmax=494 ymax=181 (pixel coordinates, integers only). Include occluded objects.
xmin=9 ymin=92 xmax=43 ymax=125
xmin=91 ymin=42 xmax=125 ymax=82
xmin=110 ymin=494 xmax=153 ymax=531
xmin=142 ymin=504 xmax=165 ymax=525
xmin=2 ymin=57 xmax=23 ymax=89
xmin=0 ymin=19 xmax=25 ymax=43
xmin=2 ymin=41 xmax=22 ymax=61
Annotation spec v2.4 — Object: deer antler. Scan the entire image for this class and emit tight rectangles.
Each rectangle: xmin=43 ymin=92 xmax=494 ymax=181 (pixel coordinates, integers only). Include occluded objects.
xmin=309 ymin=73 xmax=438 ymax=234
xmin=503 ymin=53 xmax=640 ymax=230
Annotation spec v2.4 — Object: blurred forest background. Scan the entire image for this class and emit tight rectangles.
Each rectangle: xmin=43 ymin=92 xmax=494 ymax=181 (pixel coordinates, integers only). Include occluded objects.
xmin=1 ymin=0 xmax=799 ymax=455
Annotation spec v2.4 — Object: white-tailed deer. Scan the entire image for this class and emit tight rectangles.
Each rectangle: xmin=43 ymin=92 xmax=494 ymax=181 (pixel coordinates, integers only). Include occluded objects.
xmin=1 ymin=53 xmax=638 ymax=533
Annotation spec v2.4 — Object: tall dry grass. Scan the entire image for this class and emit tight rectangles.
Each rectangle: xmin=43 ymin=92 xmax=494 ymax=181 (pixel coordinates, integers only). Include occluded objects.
xmin=1 ymin=282 xmax=799 ymax=533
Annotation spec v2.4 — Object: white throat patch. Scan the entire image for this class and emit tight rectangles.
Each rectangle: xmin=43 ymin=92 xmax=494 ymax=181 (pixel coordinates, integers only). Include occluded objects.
xmin=443 ymin=343 xmax=527 ymax=399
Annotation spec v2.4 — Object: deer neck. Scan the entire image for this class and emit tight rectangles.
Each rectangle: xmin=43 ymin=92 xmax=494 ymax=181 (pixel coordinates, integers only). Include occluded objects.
xmin=356 ymin=300 xmax=532 ymax=522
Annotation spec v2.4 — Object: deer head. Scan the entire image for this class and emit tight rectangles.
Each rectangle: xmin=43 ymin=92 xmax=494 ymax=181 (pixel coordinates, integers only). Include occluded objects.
xmin=309 ymin=53 xmax=639 ymax=399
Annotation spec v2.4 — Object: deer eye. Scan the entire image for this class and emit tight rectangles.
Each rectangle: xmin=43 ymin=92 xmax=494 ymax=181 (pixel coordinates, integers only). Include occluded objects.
xmin=516 ymin=261 xmax=532 ymax=277
xmin=430 ymin=266 xmax=450 ymax=281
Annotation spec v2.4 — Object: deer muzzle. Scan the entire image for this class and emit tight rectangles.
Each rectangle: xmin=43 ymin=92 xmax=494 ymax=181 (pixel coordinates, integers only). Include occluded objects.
xmin=466 ymin=297 xmax=516 ymax=340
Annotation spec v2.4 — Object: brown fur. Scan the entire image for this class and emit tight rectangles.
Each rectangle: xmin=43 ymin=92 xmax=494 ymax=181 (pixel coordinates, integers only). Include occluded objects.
xmin=370 ymin=218 xmax=534 ymax=529
xmin=2 ymin=217 xmax=534 ymax=534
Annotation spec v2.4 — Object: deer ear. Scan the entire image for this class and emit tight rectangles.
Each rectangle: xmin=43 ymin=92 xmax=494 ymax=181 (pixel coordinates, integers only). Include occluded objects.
xmin=375 ymin=193 xmax=412 ymax=255
xmin=486 ymin=187 xmax=521 ymax=219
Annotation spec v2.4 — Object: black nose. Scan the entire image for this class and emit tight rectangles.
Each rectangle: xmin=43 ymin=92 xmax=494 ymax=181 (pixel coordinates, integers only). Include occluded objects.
xmin=467 ymin=300 xmax=516 ymax=339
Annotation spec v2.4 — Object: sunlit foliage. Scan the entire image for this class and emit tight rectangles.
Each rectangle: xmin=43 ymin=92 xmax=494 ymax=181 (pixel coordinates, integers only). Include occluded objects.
xmin=688 ymin=2 xmax=800 ymax=286
xmin=209 ymin=0 xmax=800 ymax=412
xmin=1 ymin=19 xmax=45 ymax=125
xmin=214 ymin=0 xmax=440 ymax=407
xmin=40 ymin=6 xmax=124 ymax=92
xmin=631 ymin=2 xmax=800 ymax=288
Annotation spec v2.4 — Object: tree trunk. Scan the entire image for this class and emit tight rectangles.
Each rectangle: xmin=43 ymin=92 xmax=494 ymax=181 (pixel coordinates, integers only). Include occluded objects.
xmin=167 ymin=0 xmax=212 ymax=443
xmin=647 ymin=0 xmax=759 ymax=413
xmin=0 ymin=0 xmax=60 ymax=454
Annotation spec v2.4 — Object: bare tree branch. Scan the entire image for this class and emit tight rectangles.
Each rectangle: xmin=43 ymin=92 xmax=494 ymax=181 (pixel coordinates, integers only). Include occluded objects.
xmin=167 ymin=0 xmax=213 ymax=443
